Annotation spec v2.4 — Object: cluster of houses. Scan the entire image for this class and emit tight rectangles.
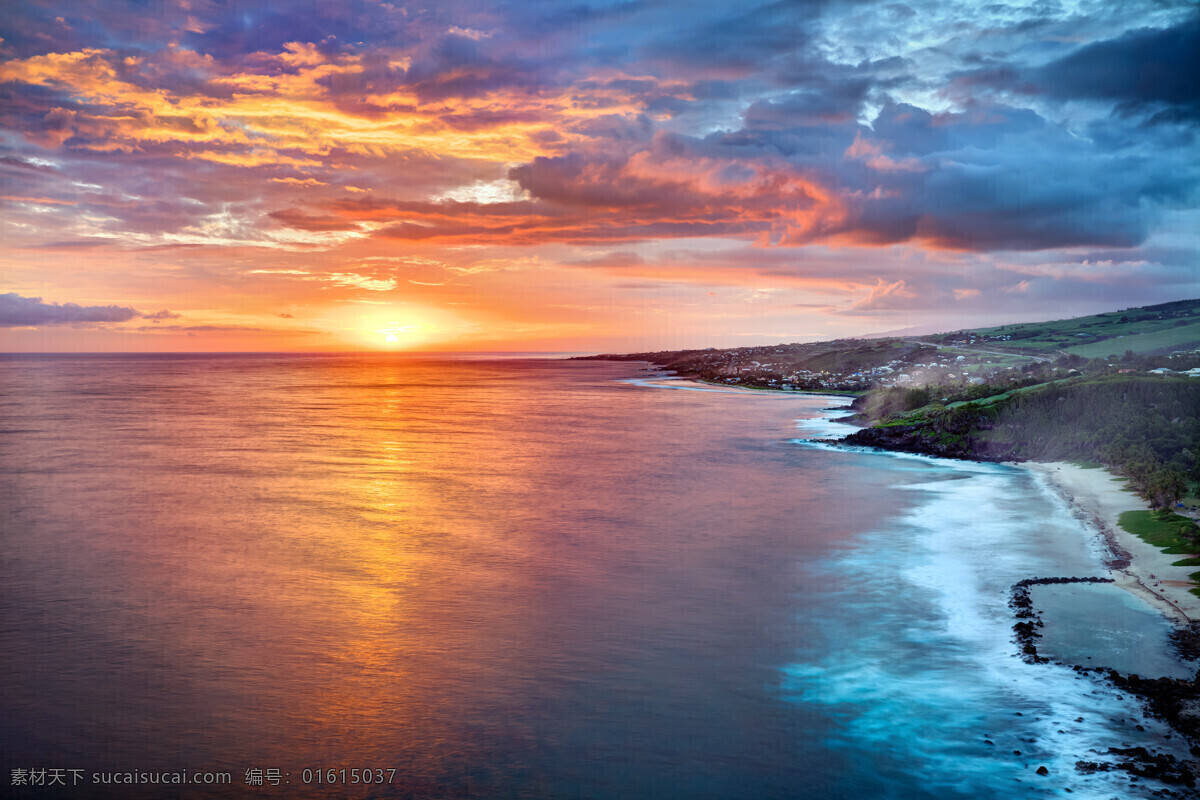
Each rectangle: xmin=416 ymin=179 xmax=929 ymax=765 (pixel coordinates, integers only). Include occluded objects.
xmin=1149 ymin=367 xmax=1200 ymax=377
xmin=636 ymin=335 xmax=1200 ymax=394
xmin=712 ymin=353 xmax=1006 ymax=391
xmin=705 ymin=353 xmax=1200 ymax=393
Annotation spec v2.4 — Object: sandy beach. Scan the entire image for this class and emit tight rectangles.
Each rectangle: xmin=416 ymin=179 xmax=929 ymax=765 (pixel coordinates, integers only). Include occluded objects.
xmin=1026 ymin=461 xmax=1200 ymax=625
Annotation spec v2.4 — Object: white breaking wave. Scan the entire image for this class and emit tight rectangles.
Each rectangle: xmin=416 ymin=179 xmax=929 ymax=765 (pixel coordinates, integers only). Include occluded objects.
xmin=782 ymin=438 xmax=1191 ymax=798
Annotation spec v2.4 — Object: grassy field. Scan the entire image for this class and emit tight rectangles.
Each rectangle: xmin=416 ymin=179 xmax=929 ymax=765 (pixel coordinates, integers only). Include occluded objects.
xmin=943 ymin=377 xmax=1074 ymax=409
xmin=1063 ymin=319 xmax=1200 ymax=359
xmin=936 ymin=298 xmax=1200 ymax=356
xmin=1119 ymin=509 xmax=1200 ymax=555
xmin=1118 ymin=510 xmax=1200 ymax=596
xmin=1117 ymin=510 xmax=1200 ymax=601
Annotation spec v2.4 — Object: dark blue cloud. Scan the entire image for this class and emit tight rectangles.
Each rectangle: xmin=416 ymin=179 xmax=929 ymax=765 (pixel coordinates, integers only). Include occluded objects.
xmin=1041 ymin=17 xmax=1200 ymax=111
xmin=645 ymin=0 xmax=827 ymax=70
xmin=401 ymin=33 xmax=547 ymax=102
xmin=743 ymin=82 xmax=871 ymax=128
xmin=494 ymin=89 xmax=1194 ymax=252
xmin=0 ymin=293 xmax=142 ymax=327
xmin=955 ymin=15 xmax=1200 ymax=125
xmin=181 ymin=1 xmax=423 ymax=58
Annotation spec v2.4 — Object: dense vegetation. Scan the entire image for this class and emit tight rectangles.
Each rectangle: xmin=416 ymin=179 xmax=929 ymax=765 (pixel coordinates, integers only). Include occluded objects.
xmin=846 ymin=375 xmax=1200 ymax=509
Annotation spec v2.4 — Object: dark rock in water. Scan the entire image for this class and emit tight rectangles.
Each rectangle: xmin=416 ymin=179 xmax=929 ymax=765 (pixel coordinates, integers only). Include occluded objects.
xmin=1171 ymin=622 xmax=1200 ymax=662
xmin=839 ymin=424 xmax=979 ymax=460
xmin=1106 ymin=672 xmax=1200 ymax=756
xmin=1075 ymin=746 xmax=1199 ymax=786
xmin=839 ymin=423 xmax=1019 ymax=461
xmin=1011 ymin=577 xmax=1200 ymax=789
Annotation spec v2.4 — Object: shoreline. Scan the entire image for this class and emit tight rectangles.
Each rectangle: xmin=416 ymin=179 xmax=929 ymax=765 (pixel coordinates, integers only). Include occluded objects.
xmin=633 ymin=374 xmax=860 ymax=402
xmin=791 ymin=395 xmax=1199 ymax=631
xmin=1022 ymin=462 xmax=1200 ymax=627
xmin=648 ymin=379 xmax=1200 ymax=784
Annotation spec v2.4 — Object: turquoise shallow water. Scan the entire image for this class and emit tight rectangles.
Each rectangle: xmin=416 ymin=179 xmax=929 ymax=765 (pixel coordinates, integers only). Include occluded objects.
xmin=0 ymin=354 xmax=1190 ymax=798
xmin=1033 ymin=583 xmax=1192 ymax=678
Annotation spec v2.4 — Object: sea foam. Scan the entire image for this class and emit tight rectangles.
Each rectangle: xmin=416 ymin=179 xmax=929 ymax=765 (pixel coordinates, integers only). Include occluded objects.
xmin=783 ymin=424 xmax=1191 ymax=798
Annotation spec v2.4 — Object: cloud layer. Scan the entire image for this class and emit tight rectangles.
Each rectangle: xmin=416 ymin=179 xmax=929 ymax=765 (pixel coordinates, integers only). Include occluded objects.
xmin=0 ymin=292 xmax=140 ymax=326
xmin=0 ymin=0 xmax=1197 ymax=347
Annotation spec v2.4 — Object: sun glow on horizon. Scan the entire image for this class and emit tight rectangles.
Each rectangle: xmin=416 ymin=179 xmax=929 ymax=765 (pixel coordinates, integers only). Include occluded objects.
xmin=314 ymin=302 xmax=478 ymax=350
xmin=375 ymin=323 xmax=423 ymax=348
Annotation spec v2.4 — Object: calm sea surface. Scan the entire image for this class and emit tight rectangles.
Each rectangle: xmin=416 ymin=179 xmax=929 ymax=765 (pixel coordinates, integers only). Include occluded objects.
xmin=0 ymin=354 xmax=1189 ymax=798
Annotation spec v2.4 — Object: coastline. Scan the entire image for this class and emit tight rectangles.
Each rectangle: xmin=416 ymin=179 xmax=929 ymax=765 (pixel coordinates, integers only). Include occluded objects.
xmin=1023 ymin=461 xmax=1200 ymax=626
xmin=1023 ymin=461 xmax=1200 ymax=786
xmin=629 ymin=374 xmax=860 ymax=402
xmin=643 ymin=378 xmax=1200 ymax=789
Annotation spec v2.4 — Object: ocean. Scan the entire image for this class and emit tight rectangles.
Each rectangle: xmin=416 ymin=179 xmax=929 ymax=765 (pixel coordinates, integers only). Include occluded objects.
xmin=0 ymin=354 xmax=1190 ymax=798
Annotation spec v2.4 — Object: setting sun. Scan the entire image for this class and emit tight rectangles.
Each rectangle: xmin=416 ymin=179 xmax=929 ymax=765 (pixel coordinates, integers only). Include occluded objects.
xmin=372 ymin=322 xmax=424 ymax=348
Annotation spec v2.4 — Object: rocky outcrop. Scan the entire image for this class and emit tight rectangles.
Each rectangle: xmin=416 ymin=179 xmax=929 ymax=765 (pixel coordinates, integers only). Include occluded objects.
xmin=841 ymin=423 xmax=1019 ymax=461
xmin=1076 ymin=745 xmax=1198 ymax=787
xmin=1108 ymin=670 xmax=1200 ymax=753
xmin=1012 ymin=581 xmax=1200 ymax=790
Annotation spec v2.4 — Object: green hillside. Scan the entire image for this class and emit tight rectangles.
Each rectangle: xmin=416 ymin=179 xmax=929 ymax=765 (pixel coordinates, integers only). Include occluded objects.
xmin=1063 ymin=320 xmax=1200 ymax=359
xmin=847 ymin=374 xmax=1200 ymax=509
xmin=926 ymin=298 xmax=1200 ymax=357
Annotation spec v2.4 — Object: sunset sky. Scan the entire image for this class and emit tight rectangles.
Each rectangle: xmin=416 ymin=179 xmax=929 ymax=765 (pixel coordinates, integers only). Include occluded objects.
xmin=1 ymin=1 xmax=1197 ymax=352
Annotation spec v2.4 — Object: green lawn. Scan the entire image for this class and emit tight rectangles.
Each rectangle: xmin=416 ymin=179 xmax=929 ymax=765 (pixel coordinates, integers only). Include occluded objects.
xmin=1063 ymin=320 xmax=1200 ymax=359
xmin=1119 ymin=510 xmax=1200 ymax=595
xmin=943 ymin=377 xmax=1073 ymax=409
xmin=1118 ymin=509 xmax=1199 ymax=554
xmin=939 ymin=301 xmax=1200 ymax=356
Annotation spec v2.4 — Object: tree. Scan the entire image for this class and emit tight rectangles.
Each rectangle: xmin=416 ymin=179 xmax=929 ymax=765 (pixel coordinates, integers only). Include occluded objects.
xmin=1146 ymin=467 xmax=1187 ymax=509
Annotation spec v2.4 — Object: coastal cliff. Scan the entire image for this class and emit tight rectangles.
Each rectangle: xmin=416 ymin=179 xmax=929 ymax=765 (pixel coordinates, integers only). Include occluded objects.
xmin=838 ymin=374 xmax=1199 ymax=511
xmin=841 ymin=422 xmax=1016 ymax=461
